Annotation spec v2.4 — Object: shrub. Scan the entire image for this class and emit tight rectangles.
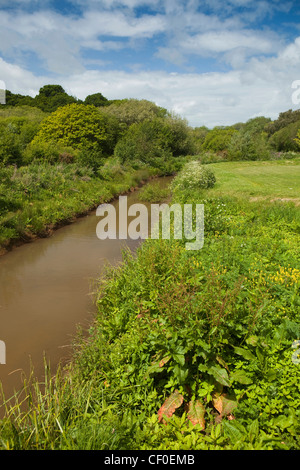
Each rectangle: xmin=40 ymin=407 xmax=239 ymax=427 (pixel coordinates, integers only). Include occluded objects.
xmin=0 ymin=126 xmax=23 ymax=165
xmin=31 ymin=103 xmax=120 ymax=156
xmin=114 ymin=118 xmax=173 ymax=164
xmin=202 ymin=127 xmax=237 ymax=153
xmin=103 ymin=98 xmax=167 ymax=127
xmin=23 ymin=140 xmax=77 ymax=165
xmin=270 ymin=120 xmax=300 ymax=152
xmin=228 ymin=131 xmax=270 ymax=161
xmin=170 ymin=161 xmax=216 ymax=197
xmin=114 ymin=116 xmax=194 ymax=165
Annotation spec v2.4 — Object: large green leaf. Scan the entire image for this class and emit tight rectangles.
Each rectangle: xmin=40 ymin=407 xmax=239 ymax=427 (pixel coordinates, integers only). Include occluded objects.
xmin=230 ymin=369 xmax=253 ymax=385
xmin=208 ymin=366 xmax=231 ymax=387
xmin=233 ymin=346 xmax=256 ymax=361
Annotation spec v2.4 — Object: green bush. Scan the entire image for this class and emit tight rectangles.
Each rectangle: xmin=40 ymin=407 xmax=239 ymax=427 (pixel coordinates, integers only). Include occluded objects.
xmin=228 ymin=131 xmax=270 ymax=161
xmin=114 ymin=116 xmax=194 ymax=165
xmin=170 ymin=161 xmax=216 ymax=198
xmin=102 ymin=98 xmax=167 ymax=127
xmin=31 ymin=103 xmax=120 ymax=156
xmin=0 ymin=111 xmax=45 ymax=165
xmin=202 ymin=127 xmax=237 ymax=153
xmin=23 ymin=140 xmax=68 ymax=164
xmin=270 ymin=120 xmax=300 ymax=152
xmin=0 ymin=125 xmax=23 ymax=165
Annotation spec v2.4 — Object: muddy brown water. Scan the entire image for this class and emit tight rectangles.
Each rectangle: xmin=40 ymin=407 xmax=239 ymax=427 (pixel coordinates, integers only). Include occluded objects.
xmin=0 ymin=177 xmax=172 ymax=403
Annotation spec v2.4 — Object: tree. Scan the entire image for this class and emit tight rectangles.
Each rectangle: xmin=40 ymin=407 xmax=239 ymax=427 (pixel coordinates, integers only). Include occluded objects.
xmin=228 ymin=117 xmax=271 ymax=161
xmin=30 ymin=103 xmax=120 ymax=156
xmin=38 ymin=85 xmax=66 ymax=97
xmin=35 ymin=85 xmax=78 ymax=113
xmin=103 ymin=98 xmax=168 ymax=127
xmin=191 ymin=126 xmax=210 ymax=153
xmin=3 ymin=90 xmax=35 ymax=107
xmin=114 ymin=115 xmax=193 ymax=164
xmin=265 ymin=109 xmax=300 ymax=136
xmin=202 ymin=127 xmax=237 ymax=153
xmin=270 ymin=120 xmax=300 ymax=152
xmin=84 ymin=92 xmax=109 ymax=107
xmin=292 ymin=123 xmax=300 ymax=150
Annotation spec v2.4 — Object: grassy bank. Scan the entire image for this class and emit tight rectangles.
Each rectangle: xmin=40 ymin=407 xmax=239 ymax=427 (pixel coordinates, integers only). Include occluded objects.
xmin=0 ymin=158 xmax=299 ymax=450
xmin=0 ymin=156 xmax=186 ymax=255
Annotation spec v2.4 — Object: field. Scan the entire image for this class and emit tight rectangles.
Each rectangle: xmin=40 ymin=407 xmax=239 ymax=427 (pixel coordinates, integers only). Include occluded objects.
xmin=208 ymin=159 xmax=300 ymax=202
xmin=0 ymin=157 xmax=299 ymax=450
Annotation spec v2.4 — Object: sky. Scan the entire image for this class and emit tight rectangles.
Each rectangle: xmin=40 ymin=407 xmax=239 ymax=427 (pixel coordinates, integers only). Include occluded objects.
xmin=0 ymin=0 xmax=300 ymax=127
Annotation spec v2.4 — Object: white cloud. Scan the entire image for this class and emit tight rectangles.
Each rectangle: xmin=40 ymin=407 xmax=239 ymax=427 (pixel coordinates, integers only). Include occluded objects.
xmin=182 ymin=31 xmax=276 ymax=55
xmin=0 ymin=57 xmax=48 ymax=96
xmin=0 ymin=8 xmax=167 ymax=74
xmin=0 ymin=1 xmax=299 ymax=128
xmin=73 ymin=10 xmax=166 ymax=38
xmin=1 ymin=40 xmax=299 ymax=129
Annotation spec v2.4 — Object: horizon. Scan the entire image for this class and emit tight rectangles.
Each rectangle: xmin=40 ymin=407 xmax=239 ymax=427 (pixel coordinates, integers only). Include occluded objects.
xmin=1 ymin=0 xmax=300 ymax=127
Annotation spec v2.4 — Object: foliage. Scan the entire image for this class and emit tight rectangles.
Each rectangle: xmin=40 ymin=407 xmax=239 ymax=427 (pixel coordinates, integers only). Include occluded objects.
xmin=170 ymin=160 xmax=216 ymax=199
xmin=138 ymin=181 xmax=170 ymax=202
xmin=0 ymin=107 xmax=47 ymax=165
xmin=34 ymin=85 xmax=78 ymax=113
xmin=30 ymin=103 xmax=120 ymax=157
xmin=191 ymin=126 xmax=210 ymax=153
xmin=270 ymin=120 xmax=300 ymax=152
xmin=201 ymin=127 xmax=237 ymax=153
xmin=265 ymin=109 xmax=300 ymax=135
xmin=2 ymin=85 xmax=79 ymax=113
xmin=228 ymin=130 xmax=270 ymax=161
xmin=114 ymin=115 xmax=194 ymax=166
xmin=292 ymin=124 xmax=300 ymax=150
xmin=242 ymin=116 xmax=272 ymax=134
xmin=84 ymin=93 xmax=109 ymax=107
xmin=102 ymin=98 xmax=167 ymax=128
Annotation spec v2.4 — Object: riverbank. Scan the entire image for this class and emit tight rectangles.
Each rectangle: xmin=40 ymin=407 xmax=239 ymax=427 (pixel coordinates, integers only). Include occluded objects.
xmin=0 ymin=174 xmax=174 ymax=406
xmin=0 ymin=156 xmax=185 ymax=257
xmin=1 ymin=158 xmax=299 ymax=450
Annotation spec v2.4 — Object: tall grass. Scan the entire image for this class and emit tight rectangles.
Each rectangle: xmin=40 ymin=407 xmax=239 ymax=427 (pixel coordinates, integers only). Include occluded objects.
xmin=0 ymin=158 xmax=299 ymax=449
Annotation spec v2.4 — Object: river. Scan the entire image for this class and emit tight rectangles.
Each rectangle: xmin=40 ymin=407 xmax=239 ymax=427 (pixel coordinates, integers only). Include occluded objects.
xmin=0 ymin=176 xmax=172 ymax=403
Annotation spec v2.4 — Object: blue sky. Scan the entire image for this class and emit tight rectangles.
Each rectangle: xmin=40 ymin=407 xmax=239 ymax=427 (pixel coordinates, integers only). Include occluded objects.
xmin=0 ymin=0 xmax=300 ymax=127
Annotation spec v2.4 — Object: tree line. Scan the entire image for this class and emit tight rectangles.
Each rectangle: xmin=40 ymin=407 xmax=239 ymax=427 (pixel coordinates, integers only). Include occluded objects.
xmin=1 ymin=84 xmax=300 ymax=170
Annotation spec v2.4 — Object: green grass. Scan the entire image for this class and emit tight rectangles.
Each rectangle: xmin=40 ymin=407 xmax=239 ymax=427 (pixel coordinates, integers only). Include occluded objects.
xmin=0 ymin=158 xmax=299 ymax=450
xmin=0 ymin=159 xmax=162 ymax=252
xmin=206 ymin=158 xmax=300 ymax=201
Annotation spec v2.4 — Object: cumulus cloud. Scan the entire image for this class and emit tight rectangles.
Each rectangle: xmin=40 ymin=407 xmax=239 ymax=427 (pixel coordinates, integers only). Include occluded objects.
xmin=0 ymin=0 xmax=299 ymax=128
xmin=2 ymin=49 xmax=297 ymax=129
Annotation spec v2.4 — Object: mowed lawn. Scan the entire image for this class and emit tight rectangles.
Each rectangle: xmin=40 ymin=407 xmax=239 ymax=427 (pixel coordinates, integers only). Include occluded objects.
xmin=206 ymin=158 xmax=300 ymax=202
